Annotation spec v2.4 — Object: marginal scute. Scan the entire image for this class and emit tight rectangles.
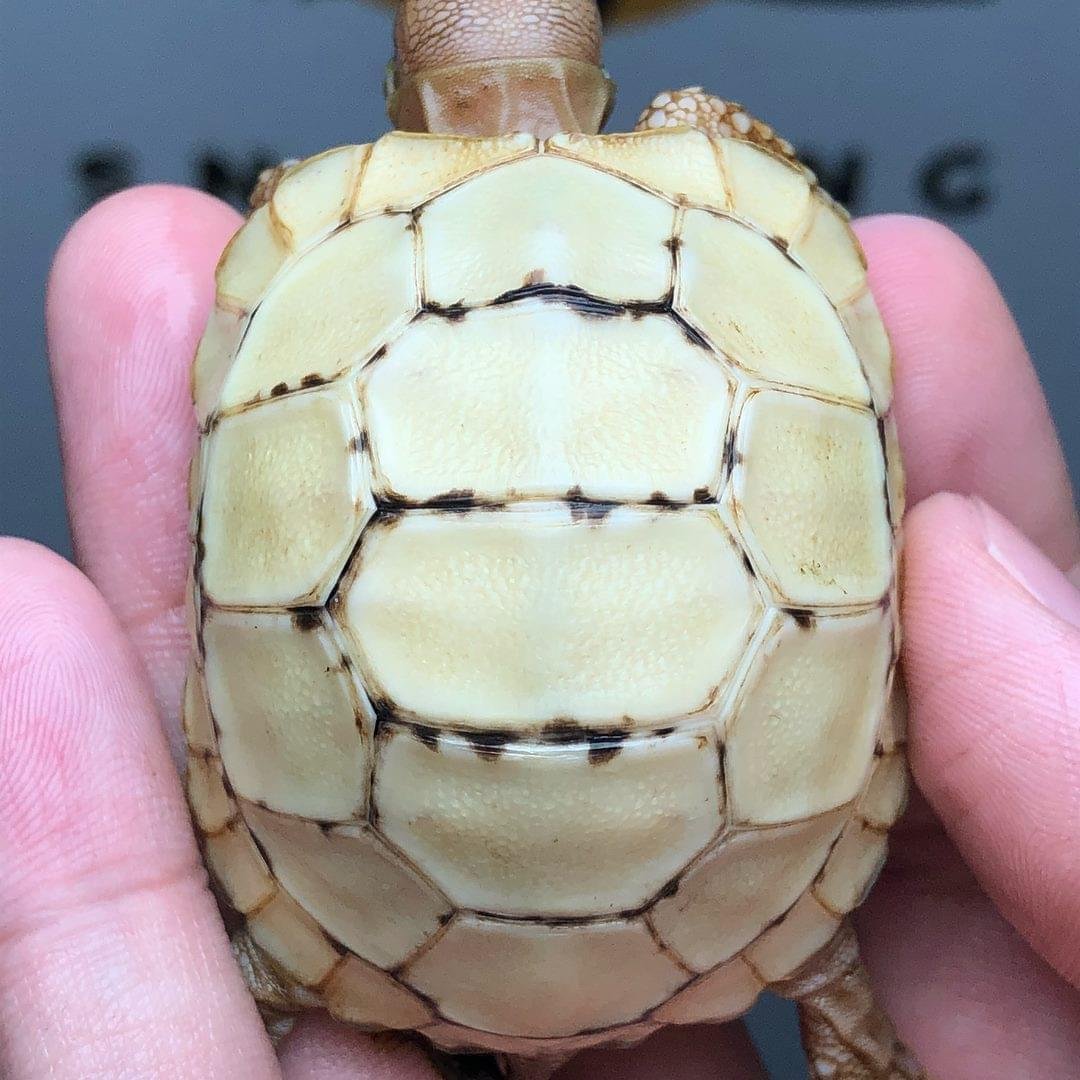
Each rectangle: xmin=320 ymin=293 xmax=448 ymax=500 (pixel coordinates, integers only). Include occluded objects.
xmin=322 ymin=956 xmax=435 ymax=1029
xmin=363 ymin=305 xmax=732 ymax=504
xmin=339 ymin=506 xmax=760 ymax=729
xmin=745 ymin=892 xmax=841 ymax=983
xmin=400 ymin=915 xmax=689 ymax=1038
xmin=651 ymin=958 xmax=763 ymax=1025
xmin=374 ymin=727 xmax=723 ymax=917
xmin=840 ymin=289 xmax=894 ymax=414
xmin=215 ymin=204 xmax=290 ymax=311
xmin=186 ymin=752 xmax=233 ymax=834
xmin=733 ymin=390 xmax=892 ymax=607
xmin=813 ymin=820 xmax=889 ymax=915
xmin=720 ymin=139 xmax=813 ymax=240
xmin=193 ymin=306 xmax=248 ymax=423
xmin=790 ymin=194 xmax=867 ymax=305
xmin=878 ymin=680 xmax=908 ymax=753
xmin=271 ymin=144 xmax=369 ymax=246
xmin=547 ymin=127 xmax=726 ymax=208
xmin=218 ymin=214 xmax=417 ymax=409
xmin=199 ymin=387 xmax=370 ymax=607
xmin=883 ymin=414 xmax=906 ymax=524
xmin=247 ymin=889 xmax=341 ymax=987
xmin=242 ymin=800 xmax=453 ymax=970
xmin=422 ymin=1020 xmax=659 ymax=1057
xmin=859 ymin=754 xmax=909 ymax=829
xmin=352 ymin=131 xmax=536 ymax=215
xmin=202 ymin=609 xmax=368 ymax=821
xmin=726 ymin=609 xmax=892 ymax=825
xmin=420 ymin=154 xmax=676 ymax=306
xmin=677 ymin=210 xmax=870 ymax=404
xmin=203 ymin=818 xmax=275 ymax=914
xmin=182 ymin=668 xmax=216 ymax=753
xmin=650 ymin=813 xmax=846 ymax=971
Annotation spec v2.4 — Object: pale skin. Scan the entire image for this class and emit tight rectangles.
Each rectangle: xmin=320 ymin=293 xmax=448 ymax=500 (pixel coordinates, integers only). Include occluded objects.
xmin=0 ymin=183 xmax=1073 ymax=1079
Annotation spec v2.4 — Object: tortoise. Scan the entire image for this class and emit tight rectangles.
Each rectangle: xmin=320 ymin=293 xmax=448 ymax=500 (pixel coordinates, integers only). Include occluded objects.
xmin=184 ymin=1 xmax=921 ymax=1076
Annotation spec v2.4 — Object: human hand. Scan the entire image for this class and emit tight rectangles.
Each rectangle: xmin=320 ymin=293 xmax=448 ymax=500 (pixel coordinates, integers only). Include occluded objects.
xmin=0 ymin=188 xmax=1076 ymax=1079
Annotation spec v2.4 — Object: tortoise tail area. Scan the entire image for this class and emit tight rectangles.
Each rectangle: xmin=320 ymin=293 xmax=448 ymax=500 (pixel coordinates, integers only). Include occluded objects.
xmin=774 ymin=920 xmax=926 ymax=1080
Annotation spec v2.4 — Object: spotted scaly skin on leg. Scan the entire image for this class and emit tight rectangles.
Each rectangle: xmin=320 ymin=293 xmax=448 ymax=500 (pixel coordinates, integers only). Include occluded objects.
xmin=231 ymin=927 xmax=312 ymax=1042
xmin=635 ymin=86 xmax=801 ymax=164
xmin=775 ymin=922 xmax=926 ymax=1080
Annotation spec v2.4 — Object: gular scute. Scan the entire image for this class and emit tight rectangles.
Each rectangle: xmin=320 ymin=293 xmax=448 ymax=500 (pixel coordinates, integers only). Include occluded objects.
xmin=187 ymin=127 xmax=902 ymax=1054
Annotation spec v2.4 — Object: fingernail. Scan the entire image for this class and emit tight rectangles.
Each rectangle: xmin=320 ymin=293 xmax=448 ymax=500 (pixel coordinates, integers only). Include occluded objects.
xmin=975 ymin=499 xmax=1080 ymax=630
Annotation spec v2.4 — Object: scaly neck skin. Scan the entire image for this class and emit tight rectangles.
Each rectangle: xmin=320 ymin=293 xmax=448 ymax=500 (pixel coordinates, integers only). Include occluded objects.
xmin=387 ymin=0 xmax=614 ymax=138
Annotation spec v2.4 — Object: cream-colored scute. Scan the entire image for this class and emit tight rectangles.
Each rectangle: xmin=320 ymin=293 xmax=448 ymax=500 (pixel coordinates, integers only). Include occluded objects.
xmin=202 ymin=609 xmax=368 ymax=821
xmin=219 ymin=213 xmax=417 ymax=410
xmin=650 ymin=813 xmax=846 ymax=971
xmin=420 ymin=154 xmax=676 ymax=306
xmin=374 ymin=727 xmax=723 ymax=917
xmin=243 ymin=801 xmax=453 ymax=970
xmin=732 ymin=390 xmax=892 ymax=607
xmin=401 ymin=915 xmax=688 ymax=1037
xmin=364 ymin=304 xmax=731 ymax=504
xmin=339 ymin=506 xmax=761 ymax=729
xmin=678 ymin=210 xmax=869 ymax=404
xmin=726 ymin=608 xmax=892 ymax=825
xmin=199 ymin=387 xmax=371 ymax=607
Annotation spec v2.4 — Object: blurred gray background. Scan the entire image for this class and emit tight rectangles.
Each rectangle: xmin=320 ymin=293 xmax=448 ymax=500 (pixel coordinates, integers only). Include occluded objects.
xmin=1 ymin=0 xmax=1077 ymax=1075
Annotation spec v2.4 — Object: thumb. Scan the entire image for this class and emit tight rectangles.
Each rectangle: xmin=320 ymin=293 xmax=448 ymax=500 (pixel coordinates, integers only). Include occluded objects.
xmin=902 ymin=492 xmax=1080 ymax=987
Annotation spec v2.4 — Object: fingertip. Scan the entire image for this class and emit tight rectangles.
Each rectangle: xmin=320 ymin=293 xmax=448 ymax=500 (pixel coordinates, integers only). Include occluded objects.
xmin=852 ymin=214 xmax=1078 ymax=566
xmin=49 ymin=184 xmax=239 ymax=299
xmin=44 ymin=184 xmax=243 ymax=742
xmin=901 ymin=491 xmax=1080 ymax=983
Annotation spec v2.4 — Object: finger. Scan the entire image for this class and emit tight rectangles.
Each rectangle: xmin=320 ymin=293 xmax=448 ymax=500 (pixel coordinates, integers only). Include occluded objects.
xmin=854 ymin=215 xmax=1080 ymax=568
xmin=859 ymin=803 xmax=1080 ymax=1080
xmin=903 ymin=493 xmax=1080 ymax=982
xmin=856 ymin=494 xmax=1080 ymax=1079
xmin=279 ymin=1016 xmax=440 ymax=1079
xmin=0 ymin=539 xmax=278 ymax=1079
xmin=46 ymin=186 xmax=242 ymax=754
xmin=555 ymin=1023 xmax=767 ymax=1079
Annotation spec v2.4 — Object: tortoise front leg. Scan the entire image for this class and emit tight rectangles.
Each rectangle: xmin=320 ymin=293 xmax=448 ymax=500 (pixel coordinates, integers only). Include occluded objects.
xmin=774 ymin=920 xmax=925 ymax=1080
xmin=635 ymin=86 xmax=801 ymax=164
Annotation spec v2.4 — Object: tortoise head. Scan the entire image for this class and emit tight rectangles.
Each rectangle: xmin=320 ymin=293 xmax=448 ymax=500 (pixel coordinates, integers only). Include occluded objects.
xmin=386 ymin=0 xmax=615 ymax=138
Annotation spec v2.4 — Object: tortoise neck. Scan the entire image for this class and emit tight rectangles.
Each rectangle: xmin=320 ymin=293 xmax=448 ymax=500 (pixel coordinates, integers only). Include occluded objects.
xmin=387 ymin=57 xmax=613 ymax=138
xmin=389 ymin=0 xmax=611 ymax=136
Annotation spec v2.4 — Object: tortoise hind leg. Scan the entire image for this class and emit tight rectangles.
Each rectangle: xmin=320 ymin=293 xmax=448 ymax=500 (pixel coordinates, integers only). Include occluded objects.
xmin=231 ymin=927 xmax=317 ymax=1043
xmin=773 ymin=920 xmax=925 ymax=1079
